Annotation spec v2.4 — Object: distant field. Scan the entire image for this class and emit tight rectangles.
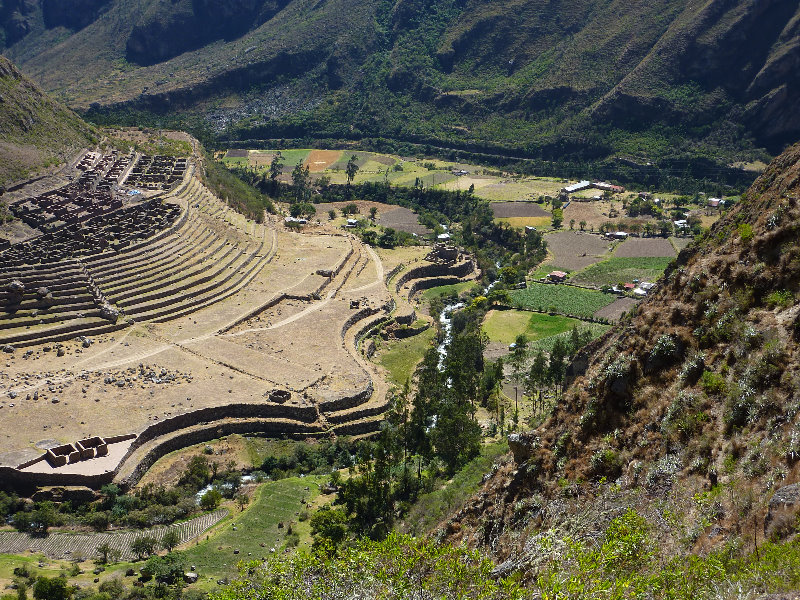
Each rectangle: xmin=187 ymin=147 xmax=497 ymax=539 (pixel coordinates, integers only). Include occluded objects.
xmin=495 ymin=216 xmax=551 ymax=228
xmin=180 ymin=476 xmax=324 ymax=582
xmin=490 ymin=201 xmax=549 ymax=218
xmin=378 ymin=327 xmax=436 ymax=386
xmin=511 ymin=282 xmax=615 ymax=318
xmin=570 ymin=256 xmax=673 ymax=286
xmin=544 ymin=231 xmax=612 ymax=271
xmin=483 ymin=310 xmax=584 ymax=344
xmin=614 ymin=237 xmax=676 ymax=258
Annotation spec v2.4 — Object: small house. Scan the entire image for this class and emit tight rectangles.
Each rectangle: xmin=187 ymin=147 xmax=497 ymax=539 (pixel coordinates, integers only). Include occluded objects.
xmin=547 ymin=270 xmax=568 ymax=282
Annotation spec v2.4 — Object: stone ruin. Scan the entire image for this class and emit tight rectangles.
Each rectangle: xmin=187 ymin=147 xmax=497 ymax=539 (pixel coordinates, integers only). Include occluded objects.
xmin=425 ymin=243 xmax=460 ymax=264
xmin=45 ymin=436 xmax=109 ymax=467
xmin=0 ymin=199 xmax=182 ymax=266
xmin=123 ymin=155 xmax=187 ymax=191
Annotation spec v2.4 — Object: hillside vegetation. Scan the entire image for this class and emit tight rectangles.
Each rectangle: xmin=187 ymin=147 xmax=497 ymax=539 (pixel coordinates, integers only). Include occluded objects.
xmin=0 ymin=55 xmax=96 ymax=187
xmin=439 ymin=141 xmax=800 ymax=589
xmin=1 ymin=0 xmax=798 ymax=167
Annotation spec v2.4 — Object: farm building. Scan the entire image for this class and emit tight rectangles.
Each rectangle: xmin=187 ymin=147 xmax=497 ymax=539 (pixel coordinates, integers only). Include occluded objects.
xmin=547 ymin=270 xmax=568 ymax=282
xmin=563 ymin=180 xmax=592 ymax=193
xmin=593 ymin=182 xmax=625 ymax=193
xmin=708 ymin=197 xmax=725 ymax=208
xmin=610 ymin=231 xmax=628 ymax=240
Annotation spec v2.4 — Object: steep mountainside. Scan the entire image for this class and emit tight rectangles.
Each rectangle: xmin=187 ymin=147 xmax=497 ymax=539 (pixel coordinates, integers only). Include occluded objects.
xmin=444 ymin=142 xmax=800 ymax=575
xmin=0 ymin=55 xmax=95 ymax=187
xmin=2 ymin=0 xmax=798 ymax=163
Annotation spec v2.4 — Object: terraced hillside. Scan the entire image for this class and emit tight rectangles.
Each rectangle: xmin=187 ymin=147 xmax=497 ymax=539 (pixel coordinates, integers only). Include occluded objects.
xmin=0 ymin=146 xmax=478 ymax=489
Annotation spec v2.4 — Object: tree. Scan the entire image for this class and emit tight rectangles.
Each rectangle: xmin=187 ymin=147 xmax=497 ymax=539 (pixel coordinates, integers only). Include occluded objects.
xmin=345 ymin=154 xmax=359 ymax=185
xmin=291 ymin=161 xmax=311 ymax=203
xmin=579 ymin=220 xmax=586 ymax=231
xmin=310 ymin=505 xmax=348 ymax=551
xmin=200 ymin=488 xmax=222 ymax=510
xmin=130 ymin=535 xmax=158 ymax=560
xmin=161 ymin=528 xmax=181 ymax=553
xmin=269 ymin=153 xmax=283 ymax=184
xmin=552 ymin=208 xmax=564 ymax=228
xmin=235 ymin=493 xmax=249 ymax=512
xmin=328 ymin=209 xmax=336 ymax=220
xmin=141 ymin=554 xmax=186 ymax=584
xmin=178 ymin=455 xmax=211 ymax=490
xmin=32 ymin=576 xmax=71 ymax=600
xmin=370 ymin=206 xmax=378 ymax=221
xmin=569 ymin=218 xmax=575 ymax=230
xmin=96 ymin=542 xmax=113 ymax=564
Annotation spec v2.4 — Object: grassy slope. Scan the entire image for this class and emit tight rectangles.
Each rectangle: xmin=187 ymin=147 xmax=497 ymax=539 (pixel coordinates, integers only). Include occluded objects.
xmin=0 ymin=56 xmax=95 ymax=186
xmin=378 ymin=327 xmax=436 ymax=387
xmin=180 ymin=476 xmax=324 ymax=583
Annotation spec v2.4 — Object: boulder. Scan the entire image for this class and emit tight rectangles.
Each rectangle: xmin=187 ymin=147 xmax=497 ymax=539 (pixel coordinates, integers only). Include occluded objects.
xmin=765 ymin=483 xmax=800 ymax=539
xmin=507 ymin=432 xmax=539 ymax=464
xmin=100 ymin=303 xmax=120 ymax=322
xmin=183 ymin=572 xmax=198 ymax=584
xmin=7 ymin=280 xmax=24 ymax=295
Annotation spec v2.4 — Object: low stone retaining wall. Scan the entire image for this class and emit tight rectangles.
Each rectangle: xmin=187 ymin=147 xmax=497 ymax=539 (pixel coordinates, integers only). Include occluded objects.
xmin=395 ymin=260 xmax=474 ymax=292
xmin=408 ymin=276 xmax=462 ymax=299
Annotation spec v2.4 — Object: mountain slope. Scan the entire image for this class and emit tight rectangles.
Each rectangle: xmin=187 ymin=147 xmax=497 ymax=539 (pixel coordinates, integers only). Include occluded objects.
xmin=0 ymin=55 xmax=96 ymax=187
xmin=1 ymin=0 xmax=798 ymax=163
xmin=443 ymin=141 xmax=800 ymax=573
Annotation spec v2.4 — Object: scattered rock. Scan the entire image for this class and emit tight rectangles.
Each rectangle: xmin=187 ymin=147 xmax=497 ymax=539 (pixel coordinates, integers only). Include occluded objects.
xmin=184 ymin=572 xmax=198 ymax=583
xmin=507 ymin=432 xmax=540 ymax=464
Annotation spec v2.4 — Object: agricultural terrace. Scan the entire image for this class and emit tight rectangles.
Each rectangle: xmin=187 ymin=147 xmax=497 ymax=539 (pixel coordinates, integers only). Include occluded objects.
xmin=511 ymin=282 xmax=615 ymax=319
xmin=540 ymin=231 xmax=613 ymax=272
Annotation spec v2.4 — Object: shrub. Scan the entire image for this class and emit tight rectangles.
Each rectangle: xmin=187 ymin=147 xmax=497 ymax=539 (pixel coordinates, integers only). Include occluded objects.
xmin=766 ymin=290 xmax=794 ymax=309
xmin=700 ymin=370 xmax=726 ymax=395
xmin=679 ymin=351 xmax=705 ymax=384
xmin=590 ymin=449 xmax=624 ymax=480
xmin=738 ymin=222 xmax=754 ymax=243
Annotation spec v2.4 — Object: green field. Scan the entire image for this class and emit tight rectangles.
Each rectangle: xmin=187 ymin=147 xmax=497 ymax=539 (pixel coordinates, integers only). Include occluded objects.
xmin=511 ymin=283 xmax=615 ymax=318
xmin=570 ymin=256 xmax=673 ymax=286
xmin=483 ymin=310 xmax=586 ymax=345
xmin=420 ymin=281 xmax=476 ymax=302
xmin=378 ymin=327 xmax=436 ymax=386
xmin=179 ymin=476 xmax=324 ymax=584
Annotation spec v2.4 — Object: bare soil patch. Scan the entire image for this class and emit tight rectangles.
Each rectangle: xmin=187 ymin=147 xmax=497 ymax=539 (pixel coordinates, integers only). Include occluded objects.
xmin=378 ymin=206 xmax=432 ymax=235
xmin=490 ymin=201 xmax=549 ymax=218
xmin=545 ymin=231 xmax=612 ymax=271
xmin=225 ymin=149 xmax=249 ymax=158
xmin=305 ymin=149 xmax=342 ymax=172
xmin=593 ymin=297 xmax=639 ymax=321
xmin=249 ymin=152 xmax=278 ymax=167
xmin=614 ymin=237 xmax=676 ymax=258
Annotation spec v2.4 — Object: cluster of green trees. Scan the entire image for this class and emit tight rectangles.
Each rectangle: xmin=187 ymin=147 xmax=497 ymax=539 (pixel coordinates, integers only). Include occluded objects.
xmin=313 ymin=303 xmax=489 ymax=547
xmin=0 ymin=455 xmax=242 ymax=535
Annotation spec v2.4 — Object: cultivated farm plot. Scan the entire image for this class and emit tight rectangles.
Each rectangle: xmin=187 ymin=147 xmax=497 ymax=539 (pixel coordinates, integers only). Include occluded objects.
xmin=511 ymin=283 xmax=615 ymax=319
xmin=305 ymin=149 xmax=343 ymax=172
xmin=614 ymin=237 xmax=676 ymax=258
xmin=483 ymin=309 xmax=584 ymax=345
xmin=593 ymin=297 xmax=639 ymax=321
xmin=490 ymin=201 xmax=549 ymax=218
xmin=377 ymin=206 xmax=433 ymax=235
xmin=544 ymin=231 xmax=612 ymax=271
xmin=180 ymin=477 xmax=324 ymax=581
xmin=570 ymin=256 xmax=673 ymax=287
